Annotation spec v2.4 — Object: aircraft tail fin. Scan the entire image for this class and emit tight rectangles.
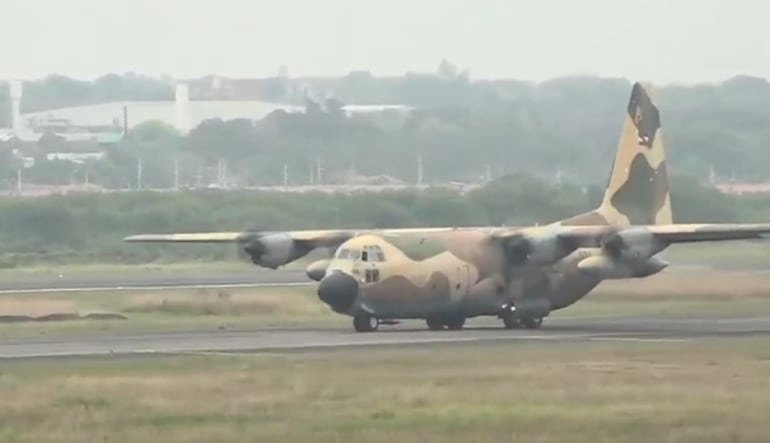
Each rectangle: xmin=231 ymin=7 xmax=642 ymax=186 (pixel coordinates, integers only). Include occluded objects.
xmin=561 ymin=82 xmax=672 ymax=226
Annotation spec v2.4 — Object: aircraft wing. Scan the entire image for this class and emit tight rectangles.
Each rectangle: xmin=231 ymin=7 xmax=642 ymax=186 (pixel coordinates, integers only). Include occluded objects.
xmin=491 ymin=223 xmax=770 ymax=266
xmin=123 ymin=227 xmax=461 ymax=268
xmin=124 ymin=232 xmax=248 ymax=242
xmin=123 ymin=230 xmax=356 ymax=244
xmin=123 ymin=227 xmax=459 ymax=244
xmin=643 ymin=223 xmax=770 ymax=243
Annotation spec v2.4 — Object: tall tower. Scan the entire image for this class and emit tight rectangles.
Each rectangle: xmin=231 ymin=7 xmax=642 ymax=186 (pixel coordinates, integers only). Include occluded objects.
xmin=9 ymin=80 xmax=22 ymax=132
xmin=175 ymin=83 xmax=190 ymax=133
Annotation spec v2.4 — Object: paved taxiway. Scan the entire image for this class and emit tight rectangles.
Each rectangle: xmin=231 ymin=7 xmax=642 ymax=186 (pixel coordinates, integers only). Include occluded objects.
xmin=2 ymin=315 xmax=769 ymax=360
xmin=0 ymin=269 xmax=309 ymax=293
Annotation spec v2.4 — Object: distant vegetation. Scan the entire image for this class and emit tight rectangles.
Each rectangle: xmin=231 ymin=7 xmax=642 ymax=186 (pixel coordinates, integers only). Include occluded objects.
xmin=1 ymin=173 xmax=769 ymax=267
xmin=3 ymin=68 xmax=770 ymax=189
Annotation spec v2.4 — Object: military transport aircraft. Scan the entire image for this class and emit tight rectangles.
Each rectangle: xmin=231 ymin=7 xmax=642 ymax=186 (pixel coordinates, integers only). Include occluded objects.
xmin=125 ymin=82 xmax=770 ymax=332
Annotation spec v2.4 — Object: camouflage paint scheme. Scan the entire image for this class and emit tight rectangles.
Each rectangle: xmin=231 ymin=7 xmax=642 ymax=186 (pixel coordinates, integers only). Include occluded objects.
xmin=125 ymin=82 xmax=770 ymax=332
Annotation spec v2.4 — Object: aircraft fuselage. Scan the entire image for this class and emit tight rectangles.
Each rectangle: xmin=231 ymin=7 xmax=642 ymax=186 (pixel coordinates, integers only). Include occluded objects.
xmin=315 ymin=231 xmax=617 ymax=330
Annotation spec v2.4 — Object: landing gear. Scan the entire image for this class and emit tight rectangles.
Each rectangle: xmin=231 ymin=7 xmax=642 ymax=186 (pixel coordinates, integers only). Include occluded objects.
xmin=500 ymin=306 xmax=544 ymax=329
xmin=353 ymin=312 xmax=379 ymax=332
xmin=426 ymin=316 xmax=444 ymax=330
xmin=520 ymin=316 xmax=543 ymax=329
xmin=502 ymin=315 xmax=543 ymax=329
xmin=425 ymin=314 xmax=466 ymax=331
xmin=502 ymin=311 xmax=519 ymax=329
xmin=445 ymin=315 xmax=466 ymax=330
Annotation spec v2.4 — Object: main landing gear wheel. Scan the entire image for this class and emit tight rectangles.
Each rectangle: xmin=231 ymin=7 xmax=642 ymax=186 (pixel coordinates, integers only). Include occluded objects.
xmin=444 ymin=316 xmax=466 ymax=330
xmin=520 ymin=316 xmax=543 ymax=329
xmin=426 ymin=316 xmax=444 ymax=330
xmin=500 ymin=312 xmax=544 ymax=330
xmin=353 ymin=312 xmax=379 ymax=332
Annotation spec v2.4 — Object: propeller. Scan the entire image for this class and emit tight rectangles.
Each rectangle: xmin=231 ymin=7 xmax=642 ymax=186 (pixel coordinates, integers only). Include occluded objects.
xmin=233 ymin=228 xmax=267 ymax=263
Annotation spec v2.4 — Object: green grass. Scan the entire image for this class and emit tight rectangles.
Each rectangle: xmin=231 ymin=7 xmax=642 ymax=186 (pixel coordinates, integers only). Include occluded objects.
xmin=663 ymin=241 xmax=770 ymax=268
xmin=1 ymin=339 xmax=770 ymax=442
xmin=0 ymin=261 xmax=255 ymax=278
xmin=0 ymin=250 xmax=326 ymax=277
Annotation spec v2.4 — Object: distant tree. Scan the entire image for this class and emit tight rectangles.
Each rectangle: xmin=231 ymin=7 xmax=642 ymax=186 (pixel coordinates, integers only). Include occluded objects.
xmin=10 ymin=73 xmax=770 ymax=188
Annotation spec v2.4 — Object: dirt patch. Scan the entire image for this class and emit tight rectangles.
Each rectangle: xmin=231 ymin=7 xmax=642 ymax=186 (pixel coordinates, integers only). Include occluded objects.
xmin=0 ymin=312 xmax=127 ymax=323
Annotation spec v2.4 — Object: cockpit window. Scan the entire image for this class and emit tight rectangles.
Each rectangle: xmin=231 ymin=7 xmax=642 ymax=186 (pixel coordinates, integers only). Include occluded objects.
xmin=360 ymin=245 xmax=386 ymax=262
xmin=336 ymin=245 xmax=386 ymax=262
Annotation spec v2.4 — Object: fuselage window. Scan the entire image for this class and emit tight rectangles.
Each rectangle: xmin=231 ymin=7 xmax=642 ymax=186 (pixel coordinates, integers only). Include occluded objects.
xmin=361 ymin=250 xmax=369 ymax=262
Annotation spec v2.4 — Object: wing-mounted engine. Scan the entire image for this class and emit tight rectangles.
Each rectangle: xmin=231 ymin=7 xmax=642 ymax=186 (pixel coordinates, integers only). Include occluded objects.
xmin=577 ymin=253 xmax=668 ymax=279
xmin=503 ymin=230 xmax=580 ymax=267
xmin=599 ymin=227 xmax=667 ymax=261
xmin=238 ymin=231 xmax=353 ymax=269
xmin=572 ymin=227 xmax=670 ymax=279
xmin=305 ymin=258 xmax=332 ymax=281
xmin=239 ymin=233 xmax=312 ymax=269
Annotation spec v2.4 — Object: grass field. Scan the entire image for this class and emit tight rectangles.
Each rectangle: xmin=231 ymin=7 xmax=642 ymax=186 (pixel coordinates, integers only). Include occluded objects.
xmin=1 ymin=269 xmax=770 ymax=338
xmin=0 ymin=261 xmax=257 ymax=278
xmin=1 ymin=339 xmax=770 ymax=443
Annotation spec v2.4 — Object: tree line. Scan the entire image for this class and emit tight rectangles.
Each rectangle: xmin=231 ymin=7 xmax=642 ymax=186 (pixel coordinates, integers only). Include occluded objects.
xmin=0 ymin=173 xmax=767 ymax=267
xmin=3 ymin=69 xmax=770 ymax=190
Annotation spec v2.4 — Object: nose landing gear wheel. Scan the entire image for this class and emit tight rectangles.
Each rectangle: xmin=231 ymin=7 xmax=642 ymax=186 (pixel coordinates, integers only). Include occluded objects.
xmin=353 ymin=312 xmax=379 ymax=332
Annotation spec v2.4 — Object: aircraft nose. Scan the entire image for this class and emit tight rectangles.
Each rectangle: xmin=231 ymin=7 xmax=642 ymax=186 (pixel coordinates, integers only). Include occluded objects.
xmin=317 ymin=271 xmax=359 ymax=312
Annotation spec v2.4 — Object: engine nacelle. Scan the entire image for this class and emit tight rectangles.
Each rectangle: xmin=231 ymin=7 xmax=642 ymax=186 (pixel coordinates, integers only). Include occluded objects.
xmin=505 ymin=232 xmax=578 ymax=266
xmin=305 ymin=258 xmax=331 ymax=281
xmin=242 ymin=233 xmax=311 ymax=269
xmin=600 ymin=227 xmax=667 ymax=261
xmin=577 ymin=254 xmax=668 ymax=279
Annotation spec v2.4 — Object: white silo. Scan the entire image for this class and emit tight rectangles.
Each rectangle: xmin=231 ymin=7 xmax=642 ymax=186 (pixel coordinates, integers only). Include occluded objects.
xmin=175 ymin=83 xmax=190 ymax=132
xmin=9 ymin=80 xmax=22 ymax=132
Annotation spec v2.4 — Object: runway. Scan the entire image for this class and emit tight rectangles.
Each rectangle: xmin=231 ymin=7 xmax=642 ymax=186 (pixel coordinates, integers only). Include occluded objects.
xmin=2 ymin=315 xmax=769 ymax=360
xmin=0 ymin=269 xmax=309 ymax=293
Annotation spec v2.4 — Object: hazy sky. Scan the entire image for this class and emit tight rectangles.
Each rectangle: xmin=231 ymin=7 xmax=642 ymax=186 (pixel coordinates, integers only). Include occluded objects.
xmin=4 ymin=0 xmax=768 ymax=84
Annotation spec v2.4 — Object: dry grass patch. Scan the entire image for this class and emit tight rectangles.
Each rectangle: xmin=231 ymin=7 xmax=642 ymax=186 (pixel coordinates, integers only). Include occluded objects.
xmin=596 ymin=270 xmax=770 ymax=298
xmin=0 ymin=299 xmax=77 ymax=317
xmin=1 ymin=340 xmax=770 ymax=442
xmin=121 ymin=287 xmax=325 ymax=317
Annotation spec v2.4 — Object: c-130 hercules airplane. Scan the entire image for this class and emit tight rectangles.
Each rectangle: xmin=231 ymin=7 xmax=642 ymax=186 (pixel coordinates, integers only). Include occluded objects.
xmin=125 ymin=82 xmax=770 ymax=332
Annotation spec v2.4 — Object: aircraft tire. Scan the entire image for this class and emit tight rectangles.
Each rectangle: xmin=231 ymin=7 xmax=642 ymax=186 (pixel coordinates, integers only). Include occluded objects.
xmin=353 ymin=313 xmax=379 ymax=332
xmin=520 ymin=316 xmax=543 ymax=329
xmin=501 ymin=312 xmax=520 ymax=329
xmin=426 ymin=316 xmax=445 ymax=330
xmin=445 ymin=315 xmax=465 ymax=330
